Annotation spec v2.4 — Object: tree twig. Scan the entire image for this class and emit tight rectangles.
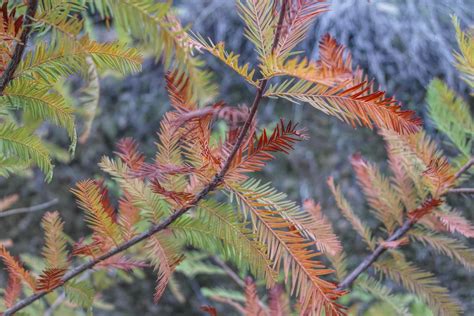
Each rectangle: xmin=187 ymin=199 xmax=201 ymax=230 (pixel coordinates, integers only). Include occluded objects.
xmin=0 ymin=199 xmax=59 ymax=218
xmin=336 ymin=217 xmax=416 ymax=290
xmin=454 ymin=157 xmax=473 ymax=180
xmin=337 ymin=158 xmax=474 ymax=291
xmin=3 ymin=3 xmax=289 ymax=315
xmin=211 ymin=255 xmax=246 ymax=288
xmin=0 ymin=0 xmax=38 ymax=94
xmin=448 ymin=188 xmax=474 ymax=194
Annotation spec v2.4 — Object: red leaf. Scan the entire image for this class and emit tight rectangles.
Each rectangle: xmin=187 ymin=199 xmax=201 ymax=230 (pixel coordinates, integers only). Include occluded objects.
xmin=36 ymin=268 xmax=67 ymax=292
xmin=408 ymin=199 xmax=443 ymax=222
xmin=201 ymin=305 xmax=218 ymax=316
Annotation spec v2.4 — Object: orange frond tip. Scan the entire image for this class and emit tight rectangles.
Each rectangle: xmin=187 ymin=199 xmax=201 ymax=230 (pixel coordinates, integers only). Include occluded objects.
xmin=433 ymin=210 xmax=474 ymax=238
xmin=408 ymin=198 xmax=443 ymax=222
xmin=244 ymin=277 xmax=265 ymax=316
xmin=0 ymin=245 xmax=36 ymax=290
xmin=71 ymin=180 xmax=122 ymax=246
xmin=268 ymin=284 xmax=291 ymax=316
xmin=226 ymin=119 xmax=307 ymax=180
xmin=4 ymin=274 xmax=21 ymax=308
xmin=422 ymin=157 xmax=457 ymax=196
xmin=302 ymin=199 xmax=342 ymax=256
xmin=150 ymin=179 xmax=194 ymax=206
xmin=201 ymin=305 xmax=218 ymax=316
xmin=36 ymin=268 xmax=67 ymax=292
xmin=165 ymin=71 xmax=195 ymax=111
xmin=115 ymin=137 xmax=145 ymax=172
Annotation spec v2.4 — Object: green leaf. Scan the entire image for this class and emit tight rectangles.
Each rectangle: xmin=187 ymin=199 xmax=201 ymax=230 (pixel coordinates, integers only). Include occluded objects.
xmin=0 ymin=123 xmax=53 ymax=180
xmin=2 ymin=79 xmax=77 ymax=146
xmin=64 ymin=280 xmax=95 ymax=308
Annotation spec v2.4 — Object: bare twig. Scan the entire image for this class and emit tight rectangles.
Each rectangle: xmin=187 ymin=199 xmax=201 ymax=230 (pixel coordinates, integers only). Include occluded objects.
xmin=337 ymin=158 xmax=474 ymax=290
xmin=0 ymin=199 xmax=59 ymax=218
xmin=208 ymin=295 xmax=246 ymax=314
xmin=3 ymin=3 xmax=289 ymax=315
xmin=336 ymin=217 xmax=415 ymax=290
xmin=454 ymin=157 xmax=474 ymax=180
xmin=448 ymin=188 xmax=474 ymax=194
xmin=0 ymin=0 xmax=38 ymax=94
xmin=211 ymin=255 xmax=246 ymax=288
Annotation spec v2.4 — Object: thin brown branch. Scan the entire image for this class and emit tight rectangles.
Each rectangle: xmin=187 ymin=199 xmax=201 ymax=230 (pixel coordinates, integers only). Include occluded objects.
xmin=0 ymin=0 xmax=38 ymax=94
xmin=2 ymin=3 xmax=289 ymax=315
xmin=211 ymin=255 xmax=246 ymax=288
xmin=0 ymin=199 xmax=59 ymax=218
xmin=448 ymin=188 xmax=474 ymax=194
xmin=336 ymin=216 xmax=415 ymax=291
xmin=454 ymin=157 xmax=474 ymax=180
xmin=337 ymin=157 xmax=474 ymax=291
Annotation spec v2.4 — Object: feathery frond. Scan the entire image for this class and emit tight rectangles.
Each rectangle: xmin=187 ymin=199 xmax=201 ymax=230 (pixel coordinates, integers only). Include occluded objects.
xmin=2 ymin=78 xmax=76 ymax=143
xmin=263 ymin=34 xmax=352 ymax=86
xmin=409 ymin=228 xmax=474 ymax=270
xmin=432 ymin=208 xmax=474 ymax=238
xmin=386 ymin=141 xmax=418 ymax=211
xmin=381 ymin=130 xmax=457 ymax=197
xmin=266 ymin=79 xmax=421 ymax=134
xmin=355 ymin=274 xmax=411 ymax=316
xmin=268 ymin=284 xmax=291 ymax=316
xmin=228 ymin=180 xmax=345 ymax=316
xmin=64 ymin=280 xmax=94 ymax=309
xmin=327 ymin=177 xmax=375 ymax=250
xmin=78 ymin=57 xmax=100 ymax=144
xmin=426 ymin=79 xmax=473 ymax=157
xmin=179 ymin=199 xmax=277 ymax=284
xmin=350 ymin=154 xmax=403 ymax=233
xmin=193 ymin=36 xmax=258 ymax=86
xmin=275 ymin=0 xmax=328 ymax=58
xmin=41 ymin=211 xmax=68 ymax=269
xmin=145 ymin=233 xmax=183 ymax=302
xmin=36 ymin=268 xmax=67 ymax=292
xmin=244 ymin=277 xmax=266 ymax=316
xmin=0 ymin=245 xmax=36 ymax=290
xmin=0 ymin=123 xmax=53 ymax=180
xmin=374 ymin=257 xmax=462 ymax=316
xmin=0 ymin=2 xmax=23 ymax=74
xmin=80 ymin=36 xmax=142 ymax=75
xmin=226 ymin=119 xmax=307 ymax=181
xmin=452 ymin=16 xmax=474 ymax=88
xmin=301 ymin=199 xmax=342 ymax=256
xmin=3 ymin=274 xmax=21 ymax=308
xmin=237 ymin=0 xmax=278 ymax=61
xmin=71 ymin=180 xmax=123 ymax=246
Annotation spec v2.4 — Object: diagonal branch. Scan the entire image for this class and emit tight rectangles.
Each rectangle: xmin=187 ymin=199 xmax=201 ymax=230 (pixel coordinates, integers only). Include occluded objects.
xmin=0 ymin=0 xmax=38 ymax=94
xmin=0 ymin=199 xmax=58 ymax=219
xmin=454 ymin=157 xmax=473 ymax=180
xmin=448 ymin=188 xmax=474 ymax=194
xmin=336 ymin=216 xmax=415 ymax=290
xmin=2 ymin=2 xmax=289 ymax=315
xmin=337 ymin=157 xmax=474 ymax=291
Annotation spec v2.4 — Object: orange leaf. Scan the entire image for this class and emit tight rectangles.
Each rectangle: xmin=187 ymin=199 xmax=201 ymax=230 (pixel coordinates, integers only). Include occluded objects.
xmin=36 ymin=268 xmax=66 ymax=292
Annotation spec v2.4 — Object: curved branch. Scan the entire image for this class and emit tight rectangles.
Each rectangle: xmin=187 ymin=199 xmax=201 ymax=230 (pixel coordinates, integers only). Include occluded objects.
xmin=336 ymin=217 xmax=415 ymax=290
xmin=0 ymin=199 xmax=58 ymax=219
xmin=337 ymin=158 xmax=474 ymax=290
xmin=3 ymin=2 xmax=289 ymax=315
xmin=0 ymin=0 xmax=38 ymax=94
xmin=448 ymin=188 xmax=474 ymax=194
xmin=455 ymin=157 xmax=473 ymax=180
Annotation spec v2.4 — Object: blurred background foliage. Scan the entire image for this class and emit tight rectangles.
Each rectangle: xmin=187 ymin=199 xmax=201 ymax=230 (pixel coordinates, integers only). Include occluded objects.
xmin=1 ymin=0 xmax=473 ymax=314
